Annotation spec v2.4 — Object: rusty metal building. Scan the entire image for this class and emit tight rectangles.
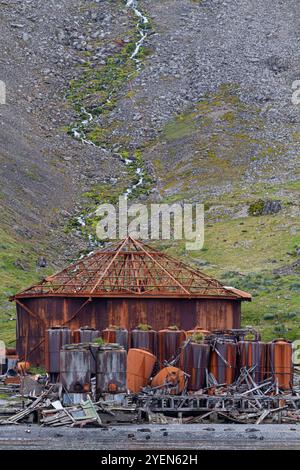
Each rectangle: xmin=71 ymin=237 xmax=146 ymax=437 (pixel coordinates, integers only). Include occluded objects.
xmin=12 ymin=236 xmax=251 ymax=365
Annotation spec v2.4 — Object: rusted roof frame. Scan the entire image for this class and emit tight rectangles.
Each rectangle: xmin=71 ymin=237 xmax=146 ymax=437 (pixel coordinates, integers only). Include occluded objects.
xmin=12 ymin=236 xmax=251 ymax=300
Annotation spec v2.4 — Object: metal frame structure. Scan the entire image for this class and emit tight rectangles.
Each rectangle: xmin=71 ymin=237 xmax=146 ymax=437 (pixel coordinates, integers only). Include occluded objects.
xmin=12 ymin=236 xmax=251 ymax=300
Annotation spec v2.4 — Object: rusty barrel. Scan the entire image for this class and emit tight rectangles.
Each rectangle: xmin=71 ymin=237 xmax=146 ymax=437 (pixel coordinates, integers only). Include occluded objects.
xmin=45 ymin=327 xmax=71 ymax=374
xmin=209 ymin=337 xmax=237 ymax=384
xmin=157 ymin=328 xmax=186 ymax=365
xmin=180 ymin=341 xmax=210 ymax=390
xmin=267 ymin=339 xmax=293 ymax=390
xmin=96 ymin=345 xmax=127 ymax=396
xmin=238 ymin=340 xmax=267 ymax=383
xmin=102 ymin=327 xmax=129 ymax=350
xmin=151 ymin=366 xmax=185 ymax=394
xmin=131 ymin=329 xmax=157 ymax=355
xmin=127 ymin=348 xmax=156 ymax=393
xmin=60 ymin=346 xmax=91 ymax=393
xmin=73 ymin=327 xmax=100 ymax=344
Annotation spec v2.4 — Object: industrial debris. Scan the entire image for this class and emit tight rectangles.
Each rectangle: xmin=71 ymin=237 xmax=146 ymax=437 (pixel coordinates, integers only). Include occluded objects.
xmin=10 ymin=236 xmax=252 ymax=366
xmin=0 ymin=326 xmax=298 ymax=427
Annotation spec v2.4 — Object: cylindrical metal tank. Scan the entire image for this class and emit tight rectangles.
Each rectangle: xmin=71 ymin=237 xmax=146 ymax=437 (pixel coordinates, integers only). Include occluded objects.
xmin=157 ymin=328 xmax=186 ymax=365
xmin=45 ymin=327 xmax=71 ymax=374
xmin=209 ymin=336 xmax=237 ymax=384
xmin=180 ymin=341 xmax=210 ymax=390
xmin=60 ymin=347 xmax=91 ymax=393
xmin=102 ymin=327 xmax=129 ymax=350
xmin=131 ymin=328 xmax=157 ymax=355
xmin=96 ymin=345 xmax=127 ymax=396
xmin=73 ymin=326 xmax=100 ymax=344
xmin=267 ymin=339 xmax=293 ymax=390
xmin=127 ymin=348 xmax=156 ymax=393
xmin=238 ymin=340 xmax=267 ymax=384
xmin=186 ymin=327 xmax=211 ymax=339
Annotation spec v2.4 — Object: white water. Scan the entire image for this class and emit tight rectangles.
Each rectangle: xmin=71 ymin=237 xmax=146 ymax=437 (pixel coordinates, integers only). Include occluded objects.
xmin=126 ymin=0 xmax=149 ymax=66
xmin=72 ymin=0 xmax=149 ymax=247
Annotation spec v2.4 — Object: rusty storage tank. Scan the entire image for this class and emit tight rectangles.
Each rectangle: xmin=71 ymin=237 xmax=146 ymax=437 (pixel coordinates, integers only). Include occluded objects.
xmin=267 ymin=339 xmax=293 ymax=390
xmin=187 ymin=327 xmax=211 ymax=339
xmin=180 ymin=339 xmax=210 ymax=390
xmin=96 ymin=344 xmax=127 ymax=396
xmin=73 ymin=326 xmax=100 ymax=344
xmin=238 ymin=339 xmax=267 ymax=384
xmin=127 ymin=348 xmax=156 ymax=393
xmin=131 ymin=325 xmax=157 ymax=355
xmin=45 ymin=327 xmax=71 ymax=377
xmin=157 ymin=327 xmax=186 ymax=365
xmin=102 ymin=326 xmax=129 ymax=350
xmin=60 ymin=345 xmax=91 ymax=393
xmin=209 ymin=335 xmax=237 ymax=384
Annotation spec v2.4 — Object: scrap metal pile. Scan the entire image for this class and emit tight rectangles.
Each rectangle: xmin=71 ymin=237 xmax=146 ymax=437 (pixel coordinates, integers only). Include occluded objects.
xmin=0 ymin=325 xmax=298 ymax=427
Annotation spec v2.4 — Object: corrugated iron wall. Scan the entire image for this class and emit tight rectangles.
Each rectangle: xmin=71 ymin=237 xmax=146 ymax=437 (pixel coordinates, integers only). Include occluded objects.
xmin=16 ymin=297 xmax=241 ymax=365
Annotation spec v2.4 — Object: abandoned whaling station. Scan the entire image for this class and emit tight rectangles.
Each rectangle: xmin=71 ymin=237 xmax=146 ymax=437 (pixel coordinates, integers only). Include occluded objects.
xmin=0 ymin=236 xmax=298 ymax=427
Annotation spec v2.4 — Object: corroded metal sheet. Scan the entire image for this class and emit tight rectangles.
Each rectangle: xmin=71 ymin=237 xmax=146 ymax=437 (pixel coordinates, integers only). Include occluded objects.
xmin=102 ymin=328 xmax=129 ymax=350
xmin=96 ymin=347 xmax=127 ymax=395
xmin=180 ymin=342 xmax=210 ymax=390
xmin=131 ymin=329 xmax=157 ymax=355
xmin=268 ymin=339 xmax=293 ymax=390
xmin=16 ymin=297 xmax=241 ymax=366
xmin=45 ymin=327 xmax=71 ymax=373
xmin=60 ymin=348 xmax=91 ymax=393
xmin=73 ymin=327 xmax=100 ymax=344
xmin=238 ymin=340 xmax=267 ymax=383
xmin=157 ymin=329 xmax=187 ymax=365
xmin=209 ymin=338 xmax=237 ymax=385
xmin=127 ymin=348 xmax=156 ymax=393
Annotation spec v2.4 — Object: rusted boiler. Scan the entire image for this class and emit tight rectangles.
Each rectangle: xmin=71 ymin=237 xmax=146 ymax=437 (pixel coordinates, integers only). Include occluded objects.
xmin=267 ymin=339 xmax=293 ymax=390
xmin=180 ymin=340 xmax=210 ymax=390
xmin=238 ymin=339 xmax=267 ymax=383
xmin=209 ymin=335 xmax=238 ymax=384
xmin=151 ymin=366 xmax=185 ymax=394
xmin=127 ymin=348 xmax=156 ymax=393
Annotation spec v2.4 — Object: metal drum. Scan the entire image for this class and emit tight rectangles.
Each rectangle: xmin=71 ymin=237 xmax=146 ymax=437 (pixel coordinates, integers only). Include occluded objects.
xmin=60 ymin=346 xmax=91 ymax=393
xmin=157 ymin=328 xmax=186 ymax=365
xmin=102 ymin=327 xmax=129 ymax=350
xmin=73 ymin=327 xmax=100 ymax=344
xmin=45 ymin=327 xmax=71 ymax=375
xmin=127 ymin=348 xmax=156 ymax=393
xmin=209 ymin=336 xmax=237 ymax=384
xmin=238 ymin=340 xmax=267 ymax=383
xmin=267 ymin=339 xmax=293 ymax=390
xmin=131 ymin=328 xmax=157 ymax=355
xmin=180 ymin=341 xmax=210 ymax=390
xmin=96 ymin=345 xmax=127 ymax=396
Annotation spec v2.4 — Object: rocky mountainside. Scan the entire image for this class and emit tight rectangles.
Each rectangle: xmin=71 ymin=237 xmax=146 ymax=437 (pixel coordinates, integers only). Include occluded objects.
xmin=0 ymin=0 xmax=300 ymax=342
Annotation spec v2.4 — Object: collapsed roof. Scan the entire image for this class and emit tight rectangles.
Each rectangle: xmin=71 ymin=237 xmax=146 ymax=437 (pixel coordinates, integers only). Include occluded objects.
xmin=13 ymin=237 xmax=251 ymax=300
